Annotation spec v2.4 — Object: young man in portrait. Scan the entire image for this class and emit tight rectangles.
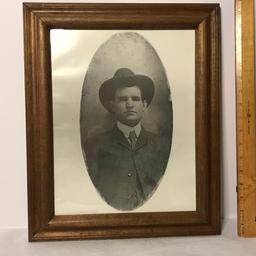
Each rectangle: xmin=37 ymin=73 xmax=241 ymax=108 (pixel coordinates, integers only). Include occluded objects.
xmin=84 ymin=68 xmax=171 ymax=211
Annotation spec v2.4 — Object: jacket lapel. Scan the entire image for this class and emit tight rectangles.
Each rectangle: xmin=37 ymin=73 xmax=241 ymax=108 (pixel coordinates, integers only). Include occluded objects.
xmin=134 ymin=127 xmax=148 ymax=151
xmin=112 ymin=126 xmax=131 ymax=150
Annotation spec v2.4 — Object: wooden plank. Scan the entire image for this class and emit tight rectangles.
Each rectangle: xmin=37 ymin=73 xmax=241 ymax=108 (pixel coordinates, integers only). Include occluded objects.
xmin=236 ymin=0 xmax=256 ymax=237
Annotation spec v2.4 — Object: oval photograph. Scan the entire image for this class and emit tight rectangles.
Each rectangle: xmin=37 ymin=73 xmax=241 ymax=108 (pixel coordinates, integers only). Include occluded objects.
xmin=80 ymin=32 xmax=173 ymax=211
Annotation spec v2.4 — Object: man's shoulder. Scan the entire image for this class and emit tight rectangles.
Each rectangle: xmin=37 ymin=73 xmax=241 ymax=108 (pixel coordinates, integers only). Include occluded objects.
xmin=85 ymin=129 xmax=114 ymax=144
xmin=142 ymin=129 xmax=160 ymax=141
xmin=142 ymin=129 xmax=171 ymax=150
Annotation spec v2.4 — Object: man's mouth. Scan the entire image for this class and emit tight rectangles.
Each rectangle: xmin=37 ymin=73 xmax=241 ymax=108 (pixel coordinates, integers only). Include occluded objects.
xmin=125 ymin=111 xmax=137 ymax=114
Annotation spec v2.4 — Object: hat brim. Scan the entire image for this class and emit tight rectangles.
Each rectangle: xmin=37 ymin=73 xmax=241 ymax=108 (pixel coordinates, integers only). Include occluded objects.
xmin=99 ymin=74 xmax=155 ymax=113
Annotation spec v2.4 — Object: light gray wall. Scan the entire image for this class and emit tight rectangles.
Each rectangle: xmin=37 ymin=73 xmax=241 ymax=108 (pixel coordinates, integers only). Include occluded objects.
xmin=0 ymin=0 xmax=236 ymax=228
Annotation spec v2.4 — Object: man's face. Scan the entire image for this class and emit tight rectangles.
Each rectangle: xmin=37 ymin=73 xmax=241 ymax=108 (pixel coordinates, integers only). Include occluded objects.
xmin=110 ymin=86 xmax=147 ymax=127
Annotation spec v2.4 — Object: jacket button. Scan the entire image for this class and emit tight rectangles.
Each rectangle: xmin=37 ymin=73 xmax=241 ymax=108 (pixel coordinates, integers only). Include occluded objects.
xmin=127 ymin=172 xmax=132 ymax=177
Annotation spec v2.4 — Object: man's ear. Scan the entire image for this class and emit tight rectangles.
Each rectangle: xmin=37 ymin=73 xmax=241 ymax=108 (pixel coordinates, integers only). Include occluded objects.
xmin=142 ymin=100 xmax=148 ymax=110
xmin=110 ymin=101 xmax=115 ymax=112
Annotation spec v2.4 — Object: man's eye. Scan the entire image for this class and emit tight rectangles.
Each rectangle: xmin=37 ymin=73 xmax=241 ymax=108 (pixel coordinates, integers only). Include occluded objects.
xmin=132 ymin=97 xmax=141 ymax=101
xmin=118 ymin=97 xmax=127 ymax=102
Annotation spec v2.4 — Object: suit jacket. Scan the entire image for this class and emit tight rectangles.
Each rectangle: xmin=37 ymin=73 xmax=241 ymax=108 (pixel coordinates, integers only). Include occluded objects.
xmin=83 ymin=126 xmax=171 ymax=211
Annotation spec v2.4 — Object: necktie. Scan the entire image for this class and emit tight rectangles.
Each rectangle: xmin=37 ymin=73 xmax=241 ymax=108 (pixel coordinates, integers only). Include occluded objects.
xmin=129 ymin=130 xmax=137 ymax=149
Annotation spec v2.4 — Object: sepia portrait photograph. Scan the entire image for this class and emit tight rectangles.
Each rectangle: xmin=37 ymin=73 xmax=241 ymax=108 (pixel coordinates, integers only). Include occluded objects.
xmin=51 ymin=30 xmax=196 ymax=214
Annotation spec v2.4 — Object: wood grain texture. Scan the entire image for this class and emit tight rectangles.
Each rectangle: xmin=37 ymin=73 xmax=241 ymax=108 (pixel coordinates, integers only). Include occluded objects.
xmin=236 ymin=0 xmax=256 ymax=237
xmin=23 ymin=3 xmax=221 ymax=241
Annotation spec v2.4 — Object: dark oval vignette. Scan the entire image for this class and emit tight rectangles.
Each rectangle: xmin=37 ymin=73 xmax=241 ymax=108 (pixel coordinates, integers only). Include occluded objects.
xmin=80 ymin=32 xmax=173 ymax=211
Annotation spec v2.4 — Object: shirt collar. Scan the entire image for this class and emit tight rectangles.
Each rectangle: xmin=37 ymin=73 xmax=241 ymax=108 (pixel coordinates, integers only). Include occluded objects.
xmin=117 ymin=121 xmax=141 ymax=139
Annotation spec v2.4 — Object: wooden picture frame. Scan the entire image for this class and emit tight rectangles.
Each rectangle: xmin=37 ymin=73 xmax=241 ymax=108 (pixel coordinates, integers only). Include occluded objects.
xmin=236 ymin=0 xmax=256 ymax=237
xmin=23 ymin=3 xmax=221 ymax=241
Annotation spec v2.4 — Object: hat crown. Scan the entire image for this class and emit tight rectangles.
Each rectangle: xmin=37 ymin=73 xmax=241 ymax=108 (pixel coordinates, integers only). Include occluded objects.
xmin=113 ymin=68 xmax=134 ymax=78
xmin=99 ymin=68 xmax=155 ymax=113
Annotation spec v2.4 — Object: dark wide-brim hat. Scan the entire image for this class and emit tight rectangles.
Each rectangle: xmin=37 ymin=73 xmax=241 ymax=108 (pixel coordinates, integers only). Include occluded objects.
xmin=99 ymin=68 xmax=155 ymax=113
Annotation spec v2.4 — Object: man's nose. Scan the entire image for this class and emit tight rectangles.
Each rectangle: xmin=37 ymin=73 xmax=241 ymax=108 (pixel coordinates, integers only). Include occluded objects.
xmin=126 ymin=98 xmax=134 ymax=108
